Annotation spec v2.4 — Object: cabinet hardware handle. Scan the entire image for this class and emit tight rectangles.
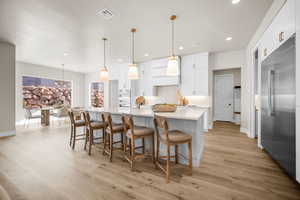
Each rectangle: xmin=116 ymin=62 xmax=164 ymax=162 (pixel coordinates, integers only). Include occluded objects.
xmin=279 ymin=32 xmax=284 ymax=42
xmin=263 ymin=48 xmax=268 ymax=57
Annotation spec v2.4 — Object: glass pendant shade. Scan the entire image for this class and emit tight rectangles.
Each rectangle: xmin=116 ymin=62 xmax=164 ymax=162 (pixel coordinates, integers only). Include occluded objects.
xmin=100 ymin=67 xmax=109 ymax=81
xmin=128 ymin=63 xmax=139 ymax=80
xmin=167 ymin=56 xmax=179 ymax=76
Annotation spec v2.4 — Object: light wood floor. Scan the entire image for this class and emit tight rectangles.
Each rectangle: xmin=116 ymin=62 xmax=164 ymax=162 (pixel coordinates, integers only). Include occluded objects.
xmin=0 ymin=122 xmax=300 ymax=200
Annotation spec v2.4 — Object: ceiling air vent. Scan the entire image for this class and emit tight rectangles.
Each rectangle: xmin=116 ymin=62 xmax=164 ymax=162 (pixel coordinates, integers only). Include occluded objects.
xmin=98 ymin=8 xmax=114 ymax=20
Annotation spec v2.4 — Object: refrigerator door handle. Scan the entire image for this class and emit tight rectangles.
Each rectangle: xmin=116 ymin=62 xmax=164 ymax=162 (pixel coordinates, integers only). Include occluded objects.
xmin=268 ymin=70 xmax=275 ymax=116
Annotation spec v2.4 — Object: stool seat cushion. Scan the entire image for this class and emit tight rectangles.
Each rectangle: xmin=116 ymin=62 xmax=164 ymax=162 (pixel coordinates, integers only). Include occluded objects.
xmin=161 ymin=130 xmax=192 ymax=143
xmin=106 ymin=123 xmax=124 ymax=133
xmin=90 ymin=121 xmax=106 ymax=129
xmin=74 ymin=120 xmax=86 ymax=126
xmin=127 ymin=126 xmax=154 ymax=137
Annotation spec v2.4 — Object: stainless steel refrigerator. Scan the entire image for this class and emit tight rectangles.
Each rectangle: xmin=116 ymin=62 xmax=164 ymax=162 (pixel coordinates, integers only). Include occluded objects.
xmin=261 ymin=35 xmax=296 ymax=178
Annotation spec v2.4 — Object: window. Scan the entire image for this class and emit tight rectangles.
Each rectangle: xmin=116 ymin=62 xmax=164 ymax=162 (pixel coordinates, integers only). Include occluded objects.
xmin=22 ymin=76 xmax=72 ymax=109
xmin=90 ymin=82 xmax=104 ymax=107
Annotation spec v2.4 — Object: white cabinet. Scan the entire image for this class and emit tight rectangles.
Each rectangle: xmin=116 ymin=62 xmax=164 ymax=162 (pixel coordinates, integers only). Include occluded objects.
xmin=139 ymin=62 xmax=155 ymax=96
xmin=180 ymin=53 xmax=209 ymax=96
xmin=261 ymin=0 xmax=296 ymax=61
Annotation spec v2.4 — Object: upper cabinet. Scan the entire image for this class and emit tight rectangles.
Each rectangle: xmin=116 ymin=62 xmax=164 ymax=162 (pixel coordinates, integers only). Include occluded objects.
xmin=261 ymin=0 xmax=296 ymax=61
xmin=139 ymin=61 xmax=155 ymax=96
xmin=180 ymin=52 xmax=209 ymax=96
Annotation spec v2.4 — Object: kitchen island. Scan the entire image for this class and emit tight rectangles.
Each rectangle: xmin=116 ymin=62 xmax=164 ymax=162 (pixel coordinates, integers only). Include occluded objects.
xmin=88 ymin=106 xmax=207 ymax=167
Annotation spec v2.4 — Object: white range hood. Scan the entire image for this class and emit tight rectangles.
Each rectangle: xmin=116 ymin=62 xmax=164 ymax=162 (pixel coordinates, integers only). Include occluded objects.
xmin=151 ymin=57 xmax=181 ymax=86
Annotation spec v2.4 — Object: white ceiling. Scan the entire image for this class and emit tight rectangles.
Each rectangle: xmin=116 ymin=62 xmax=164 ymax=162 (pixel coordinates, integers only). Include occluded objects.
xmin=0 ymin=0 xmax=273 ymax=73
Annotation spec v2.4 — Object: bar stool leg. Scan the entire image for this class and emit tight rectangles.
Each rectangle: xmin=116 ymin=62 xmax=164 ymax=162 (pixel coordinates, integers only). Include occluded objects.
xmin=188 ymin=141 xmax=192 ymax=175
xmin=175 ymin=145 xmax=179 ymax=164
xmin=89 ymin=129 xmax=93 ymax=155
xmin=109 ymin=133 xmax=113 ymax=162
xmin=84 ymin=128 xmax=89 ymax=151
xmin=69 ymin=126 xmax=73 ymax=146
xmin=129 ymin=138 xmax=132 ymax=156
xmin=142 ymin=138 xmax=145 ymax=154
xmin=130 ymin=137 xmax=135 ymax=170
xmin=124 ymin=135 xmax=128 ymax=153
xmin=156 ymin=139 xmax=160 ymax=166
xmin=121 ymin=132 xmax=124 ymax=150
xmin=166 ymin=144 xmax=171 ymax=183
xmin=102 ymin=129 xmax=107 ymax=155
xmin=72 ymin=127 xmax=76 ymax=150
xmin=152 ymin=135 xmax=155 ymax=164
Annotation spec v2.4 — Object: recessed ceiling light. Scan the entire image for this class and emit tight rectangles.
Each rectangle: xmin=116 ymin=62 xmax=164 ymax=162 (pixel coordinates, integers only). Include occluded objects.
xmin=63 ymin=52 xmax=68 ymax=56
xmin=179 ymin=46 xmax=184 ymax=50
xmin=232 ymin=0 xmax=240 ymax=5
xmin=144 ymin=53 xmax=149 ymax=57
xmin=226 ymin=37 xmax=232 ymax=41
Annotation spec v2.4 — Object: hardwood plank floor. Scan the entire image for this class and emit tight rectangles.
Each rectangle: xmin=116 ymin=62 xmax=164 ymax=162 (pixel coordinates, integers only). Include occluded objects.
xmin=0 ymin=121 xmax=300 ymax=200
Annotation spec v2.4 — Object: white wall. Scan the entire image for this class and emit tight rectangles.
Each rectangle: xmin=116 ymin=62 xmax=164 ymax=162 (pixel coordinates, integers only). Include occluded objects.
xmin=0 ymin=42 xmax=15 ymax=137
xmin=243 ymin=0 xmax=286 ymax=138
xmin=16 ymin=62 xmax=85 ymax=123
xmin=209 ymin=50 xmax=245 ymax=70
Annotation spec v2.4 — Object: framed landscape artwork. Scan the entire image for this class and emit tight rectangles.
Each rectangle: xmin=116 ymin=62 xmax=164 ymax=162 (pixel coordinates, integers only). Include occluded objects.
xmin=22 ymin=76 xmax=72 ymax=109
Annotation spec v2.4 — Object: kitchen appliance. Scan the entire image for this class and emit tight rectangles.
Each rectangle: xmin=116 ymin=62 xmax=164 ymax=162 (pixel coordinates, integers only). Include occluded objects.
xmin=261 ymin=35 xmax=296 ymax=178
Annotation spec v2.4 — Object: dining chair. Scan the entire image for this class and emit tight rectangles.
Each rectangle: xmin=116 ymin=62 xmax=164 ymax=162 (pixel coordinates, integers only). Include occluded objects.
xmin=153 ymin=115 xmax=193 ymax=183
xmin=52 ymin=106 xmax=69 ymax=126
xmin=68 ymin=110 xmax=86 ymax=149
xmin=23 ymin=108 xmax=41 ymax=128
xmin=122 ymin=114 xmax=155 ymax=170
xmin=102 ymin=112 xmax=124 ymax=162
xmin=82 ymin=111 xmax=107 ymax=155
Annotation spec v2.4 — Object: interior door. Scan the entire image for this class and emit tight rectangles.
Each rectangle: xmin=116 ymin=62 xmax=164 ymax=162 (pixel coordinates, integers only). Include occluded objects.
xmin=214 ymin=74 xmax=234 ymax=121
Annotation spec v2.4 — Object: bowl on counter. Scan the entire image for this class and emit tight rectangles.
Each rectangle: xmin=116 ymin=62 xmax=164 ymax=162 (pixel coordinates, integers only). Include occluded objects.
xmin=151 ymin=104 xmax=177 ymax=112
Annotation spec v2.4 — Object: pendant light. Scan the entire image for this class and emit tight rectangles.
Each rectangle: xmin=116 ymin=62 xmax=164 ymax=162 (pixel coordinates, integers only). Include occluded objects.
xmin=128 ymin=28 xmax=139 ymax=80
xmin=100 ymin=38 xmax=109 ymax=81
xmin=166 ymin=15 xmax=179 ymax=76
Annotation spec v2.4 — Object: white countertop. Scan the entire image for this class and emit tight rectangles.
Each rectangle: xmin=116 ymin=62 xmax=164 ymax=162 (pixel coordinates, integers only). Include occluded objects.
xmin=87 ymin=107 xmax=206 ymax=121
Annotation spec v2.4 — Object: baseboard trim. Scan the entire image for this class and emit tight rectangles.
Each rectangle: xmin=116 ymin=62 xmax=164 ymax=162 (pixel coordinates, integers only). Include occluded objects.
xmin=240 ymin=127 xmax=249 ymax=135
xmin=0 ymin=130 xmax=16 ymax=138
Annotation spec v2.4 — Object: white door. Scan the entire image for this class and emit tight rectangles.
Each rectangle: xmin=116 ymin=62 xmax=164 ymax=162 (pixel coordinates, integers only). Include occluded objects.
xmin=214 ymin=74 xmax=234 ymax=121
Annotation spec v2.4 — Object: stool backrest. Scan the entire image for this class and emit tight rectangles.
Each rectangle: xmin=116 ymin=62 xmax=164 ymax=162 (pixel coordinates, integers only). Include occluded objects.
xmin=122 ymin=115 xmax=134 ymax=136
xmin=68 ymin=110 xmax=75 ymax=125
xmin=103 ymin=112 xmax=113 ymax=130
xmin=82 ymin=111 xmax=91 ymax=126
xmin=153 ymin=115 xmax=169 ymax=141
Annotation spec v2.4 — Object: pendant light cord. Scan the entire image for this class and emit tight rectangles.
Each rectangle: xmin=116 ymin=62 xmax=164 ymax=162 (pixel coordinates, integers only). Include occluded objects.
xmin=132 ymin=30 xmax=135 ymax=64
xmin=103 ymin=38 xmax=107 ymax=69
xmin=170 ymin=15 xmax=176 ymax=57
xmin=172 ymin=19 xmax=174 ymax=56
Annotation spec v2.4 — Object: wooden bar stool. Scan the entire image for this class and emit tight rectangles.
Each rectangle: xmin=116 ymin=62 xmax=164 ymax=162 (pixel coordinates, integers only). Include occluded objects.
xmin=82 ymin=112 xmax=107 ymax=155
xmin=122 ymin=115 xmax=155 ymax=170
xmin=68 ymin=111 xmax=86 ymax=150
xmin=153 ymin=116 xmax=193 ymax=183
xmin=102 ymin=112 xmax=124 ymax=162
